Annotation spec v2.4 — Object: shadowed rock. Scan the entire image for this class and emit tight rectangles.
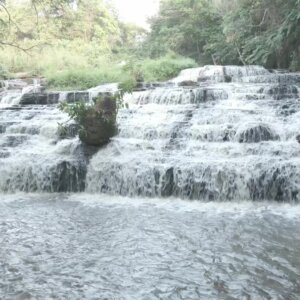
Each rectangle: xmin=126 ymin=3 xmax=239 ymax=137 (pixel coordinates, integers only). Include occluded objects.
xmin=237 ymin=125 xmax=279 ymax=143
xmin=0 ymin=135 xmax=28 ymax=147
xmin=66 ymin=92 xmax=89 ymax=103
xmin=178 ymin=80 xmax=199 ymax=87
xmin=20 ymin=93 xmax=48 ymax=105
xmin=79 ymin=96 xmax=117 ymax=146
xmin=247 ymin=166 xmax=299 ymax=201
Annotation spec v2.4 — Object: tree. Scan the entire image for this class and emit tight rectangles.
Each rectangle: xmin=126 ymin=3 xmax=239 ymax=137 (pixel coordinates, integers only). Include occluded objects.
xmin=144 ymin=0 xmax=300 ymax=69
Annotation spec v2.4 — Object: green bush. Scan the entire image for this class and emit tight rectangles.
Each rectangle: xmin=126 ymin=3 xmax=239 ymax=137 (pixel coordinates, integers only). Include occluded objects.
xmin=123 ymin=53 xmax=197 ymax=83
xmin=58 ymin=92 xmax=127 ymax=146
xmin=46 ymin=54 xmax=197 ymax=89
xmin=140 ymin=54 xmax=197 ymax=81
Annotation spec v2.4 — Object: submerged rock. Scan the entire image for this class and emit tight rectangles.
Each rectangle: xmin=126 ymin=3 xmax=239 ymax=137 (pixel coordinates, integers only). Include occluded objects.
xmin=247 ymin=165 xmax=299 ymax=201
xmin=237 ymin=125 xmax=279 ymax=143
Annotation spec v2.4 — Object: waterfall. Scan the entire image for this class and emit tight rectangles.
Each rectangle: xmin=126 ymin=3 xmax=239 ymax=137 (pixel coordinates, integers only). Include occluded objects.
xmin=2 ymin=66 xmax=300 ymax=300
xmin=85 ymin=66 xmax=300 ymax=201
xmin=1 ymin=66 xmax=300 ymax=201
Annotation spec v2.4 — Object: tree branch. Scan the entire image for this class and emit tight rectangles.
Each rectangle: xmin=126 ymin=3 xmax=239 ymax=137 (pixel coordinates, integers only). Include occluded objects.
xmin=236 ymin=47 xmax=246 ymax=65
xmin=249 ymin=9 xmax=269 ymax=27
xmin=0 ymin=41 xmax=45 ymax=53
xmin=0 ymin=2 xmax=12 ymax=27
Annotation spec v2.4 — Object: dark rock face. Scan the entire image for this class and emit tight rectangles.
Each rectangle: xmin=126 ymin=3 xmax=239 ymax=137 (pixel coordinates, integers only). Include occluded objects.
xmin=20 ymin=93 xmax=48 ymax=105
xmin=80 ymin=97 xmax=117 ymax=146
xmin=262 ymin=85 xmax=299 ymax=100
xmin=247 ymin=166 xmax=299 ymax=201
xmin=19 ymin=92 xmax=89 ymax=105
xmin=51 ymin=160 xmax=86 ymax=192
xmin=178 ymin=80 xmax=199 ymax=87
xmin=66 ymin=92 xmax=89 ymax=103
xmin=47 ymin=93 xmax=60 ymax=104
xmin=296 ymin=135 xmax=300 ymax=143
xmin=80 ymin=116 xmax=117 ymax=146
xmin=224 ymin=75 xmax=232 ymax=83
xmin=161 ymin=168 xmax=174 ymax=197
xmin=237 ymin=125 xmax=278 ymax=143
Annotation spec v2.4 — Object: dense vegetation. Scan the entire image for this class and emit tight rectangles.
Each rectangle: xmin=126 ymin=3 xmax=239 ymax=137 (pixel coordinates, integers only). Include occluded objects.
xmin=145 ymin=0 xmax=300 ymax=70
xmin=0 ymin=0 xmax=196 ymax=88
xmin=0 ymin=0 xmax=299 ymax=88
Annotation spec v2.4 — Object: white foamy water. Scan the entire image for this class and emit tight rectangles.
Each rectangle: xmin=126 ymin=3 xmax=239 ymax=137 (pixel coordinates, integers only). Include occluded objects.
xmin=1 ymin=66 xmax=300 ymax=299
xmin=86 ymin=66 xmax=300 ymax=201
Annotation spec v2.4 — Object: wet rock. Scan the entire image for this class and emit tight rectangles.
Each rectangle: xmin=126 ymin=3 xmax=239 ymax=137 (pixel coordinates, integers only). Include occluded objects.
xmin=47 ymin=93 xmax=60 ymax=104
xmin=198 ymin=76 xmax=211 ymax=82
xmin=224 ymin=75 xmax=232 ymax=83
xmin=0 ymin=124 xmax=7 ymax=133
xmin=66 ymin=92 xmax=89 ymax=103
xmin=0 ymin=135 xmax=28 ymax=147
xmin=237 ymin=125 xmax=278 ymax=143
xmin=178 ymin=80 xmax=198 ymax=87
xmin=263 ymin=85 xmax=299 ymax=100
xmin=52 ymin=160 xmax=86 ymax=192
xmin=20 ymin=93 xmax=48 ymax=105
xmin=161 ymin=167 xmax=174 ymax=197
xmin=80 ymin=97 xmax=117 ymax=146
xmin=247 ymin=166 xmax=299 ymax=202
xmin=296 ymin=135 xmax=300 ymax=143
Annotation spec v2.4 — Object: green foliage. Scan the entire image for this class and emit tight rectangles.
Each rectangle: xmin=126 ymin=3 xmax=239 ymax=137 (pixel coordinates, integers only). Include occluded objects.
xmin=2 ymin=0 xmax=299 ymax=84
xmin=144 ymin=0 xmax=224 ymax=63
xmin=0 ymin=65 xmax=10 ymax=79
xmin=123 ymin=53 xmax=197 ymax=82
xmin=0 ymin=0 xmax=145 ymax=81
xmin=58 ymin=87 xmax=134 ymax=145
xmin=58 ymin=96 xmax=116 ymax=144
xmin=45 ymin=66 xmax=128 ymax=90
xmin=146 ymin=0 xmax=300 ymax=70
xmin=220 ymin=0 xmax=300 ymax=68
xmin=0 ymin=0 xmax=198 ymax=88
xmin=59 ymin=100 xmax=88 ymax=125
xmin=140 ymin=54 xmax=197 ymax=81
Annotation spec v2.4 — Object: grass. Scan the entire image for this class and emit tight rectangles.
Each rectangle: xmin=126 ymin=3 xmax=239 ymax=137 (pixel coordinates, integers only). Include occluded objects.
xmin=0 ymin=47 xmax=197 ymax=90
xmin=45 ymin=67 xmax=128 ymax=90
xmin=140 ymin=54 xmax=197 ymax=81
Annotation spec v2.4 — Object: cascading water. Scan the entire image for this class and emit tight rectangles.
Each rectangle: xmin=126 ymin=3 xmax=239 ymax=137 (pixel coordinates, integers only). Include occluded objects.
xmin=1 ymin=66 xmax=300 ymax=299
xmin=86 ymin=66 xmax=300 ymax=202
xmin=0 ymin=80 xmax=118 ymax=192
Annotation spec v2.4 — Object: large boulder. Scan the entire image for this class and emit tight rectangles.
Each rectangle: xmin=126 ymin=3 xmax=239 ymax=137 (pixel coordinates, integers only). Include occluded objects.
xmin=79 ymin=96 xmax=117 ymax=146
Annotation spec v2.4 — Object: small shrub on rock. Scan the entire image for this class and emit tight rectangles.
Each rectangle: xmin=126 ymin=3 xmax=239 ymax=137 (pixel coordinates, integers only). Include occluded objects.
xmin=59 ymin=94 xmax=118 ymax=146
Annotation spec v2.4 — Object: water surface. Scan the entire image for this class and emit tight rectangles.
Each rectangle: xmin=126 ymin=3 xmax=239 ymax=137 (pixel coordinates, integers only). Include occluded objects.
xmin=1 ymin=194 xmax=300 ymax=299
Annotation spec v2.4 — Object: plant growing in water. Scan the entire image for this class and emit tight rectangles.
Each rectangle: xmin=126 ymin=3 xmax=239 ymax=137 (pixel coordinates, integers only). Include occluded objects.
xmin=58 ymin=83 xmax=133 ymax=146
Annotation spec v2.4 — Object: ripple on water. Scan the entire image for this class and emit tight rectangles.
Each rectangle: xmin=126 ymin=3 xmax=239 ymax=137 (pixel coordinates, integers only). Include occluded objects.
xmin=0 ymin=194 xmax=300 ymax=299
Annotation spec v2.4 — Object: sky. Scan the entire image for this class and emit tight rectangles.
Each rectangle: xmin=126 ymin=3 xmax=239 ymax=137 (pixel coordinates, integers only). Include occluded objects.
xmin=113 ymin=0 xmax=160 ymax=28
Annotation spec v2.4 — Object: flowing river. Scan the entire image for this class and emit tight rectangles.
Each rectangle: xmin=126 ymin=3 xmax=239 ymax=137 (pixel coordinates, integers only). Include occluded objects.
xmin=1 ymin=66 xmax=300 ymax=299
